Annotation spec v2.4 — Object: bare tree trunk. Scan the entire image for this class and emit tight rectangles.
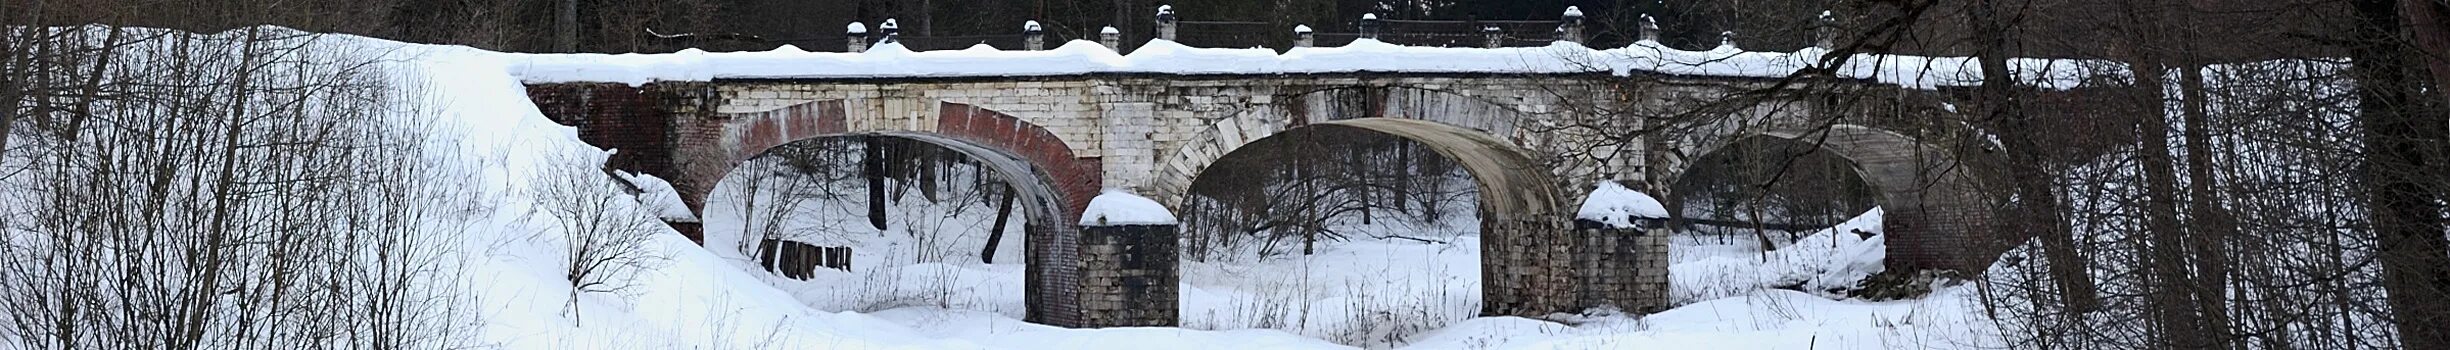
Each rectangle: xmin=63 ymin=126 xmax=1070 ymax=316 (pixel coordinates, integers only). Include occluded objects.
xmin=2353 ymin=1 xmax=2450 ymax=348
xmin=2402 ymin=0 xmax=2450 ymax=103
xmin=981 ymin=185 xmax=1015 ymax=264
xmin=864 ymin=137 xmax=889 ymax=231
xmin=2177 ymin=63 xmax=2238 ymax=349
xmin=2134 ymin=61 xmax=2210 ymax=349
xmin=1974 ymin=0 xmax=2100 ymax=312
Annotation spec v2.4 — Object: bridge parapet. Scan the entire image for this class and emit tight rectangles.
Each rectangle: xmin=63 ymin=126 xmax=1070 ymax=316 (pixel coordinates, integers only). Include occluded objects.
xmin=523 ymin=58 xmax=2051 ymax=325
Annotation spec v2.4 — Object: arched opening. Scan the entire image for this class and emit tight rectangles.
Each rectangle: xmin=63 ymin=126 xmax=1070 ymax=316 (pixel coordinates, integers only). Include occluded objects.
xmin=1664 ymin=125 xmax=1997 ymax=301
xmin=678 ymin=100 xmax=1106 ymax=326
xmin=1669 ymin=135 xmax=1881 ymax=246
xmin=1175 ymin=118 xmax=1563 ymax=347
xmin=700 ymin=133 xmax=1063 ymax=318
xmin=701 ymin=133 xmax=1070 ymax=320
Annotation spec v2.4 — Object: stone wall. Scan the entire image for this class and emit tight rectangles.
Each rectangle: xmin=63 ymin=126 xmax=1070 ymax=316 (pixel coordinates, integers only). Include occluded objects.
xmin=1078 ymin=224 xmax=1180 ymax=327
xmin=1572 ymin=220 xmax=1671 ymax=313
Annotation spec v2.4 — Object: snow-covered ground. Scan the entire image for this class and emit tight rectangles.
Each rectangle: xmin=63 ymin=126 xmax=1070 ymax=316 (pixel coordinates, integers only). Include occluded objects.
xmin=2 ymin=29 xmax=2011 ymax=349
xmin=685 ymin=140 xmax=1978 ymax=348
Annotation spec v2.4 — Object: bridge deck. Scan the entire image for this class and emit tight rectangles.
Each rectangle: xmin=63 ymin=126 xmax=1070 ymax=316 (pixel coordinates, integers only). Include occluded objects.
xmin=504 ymin=38 xmax=2100 ymax=90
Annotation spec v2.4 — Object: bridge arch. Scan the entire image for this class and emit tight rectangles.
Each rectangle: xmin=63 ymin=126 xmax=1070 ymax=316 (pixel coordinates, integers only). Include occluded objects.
xmin=1150 ymin=85 xmax=1572 ymax=207
xmin=1666 ymin=124 xmax=2005 ymax=272
xmin=1171 ymin=113 xmax=1612 ymax=317
xmin=693 ymin=100 xmax=1104 ymax=326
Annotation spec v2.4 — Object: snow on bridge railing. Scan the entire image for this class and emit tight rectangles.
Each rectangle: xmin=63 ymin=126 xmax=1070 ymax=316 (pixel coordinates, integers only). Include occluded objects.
xmin=505 ymin=39 xmax=2106 ymax=90
xmin=516 ymin=6 xmax=2112 ymax=90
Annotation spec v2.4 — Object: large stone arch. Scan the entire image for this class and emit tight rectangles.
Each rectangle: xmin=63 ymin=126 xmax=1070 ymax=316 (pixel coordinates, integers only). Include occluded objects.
xmin=1669 ymin=124 xmax=2005 ymax=272
xmin=1170 ymin=114 xmax=1619 ymax=317
xmin=1151 ymin=85 xmax=1604 ymax=207
xmin=689 ymin=100 xmax=1107 ymax=327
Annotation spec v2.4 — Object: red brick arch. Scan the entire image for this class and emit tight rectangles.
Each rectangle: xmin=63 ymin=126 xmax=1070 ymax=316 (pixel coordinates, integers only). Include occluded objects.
xmin=716 ymin=101 xmax=1101 ymax=217
xmin=707 ymin=99 xmax=1103 ymax=327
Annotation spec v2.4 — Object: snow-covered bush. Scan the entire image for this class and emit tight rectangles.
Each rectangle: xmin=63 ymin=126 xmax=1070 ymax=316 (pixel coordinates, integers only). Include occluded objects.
xmin=528 ymin=152 xmax=669 ymax=320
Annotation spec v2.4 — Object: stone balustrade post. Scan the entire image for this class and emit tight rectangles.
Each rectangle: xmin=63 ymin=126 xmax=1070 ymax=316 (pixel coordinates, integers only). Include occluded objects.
xmin=1816 ymin=11 xmax=1838 ymax=50
xmin=1639 ymin=15 xmax=1661 ymax=43
xmin=1024 ymin=20 xmax=1046 ymax=51
xmin=1099 ymin=26 xmax=1121 ymax=52
xmin=1359 ymin=13 xmax=1381 ymax=40
xmin=1559 ymin=6 xmax=1586 ymax=43
xmin=846 ymin=22 xmax=869 ymax=52
xmin=1156 ymin=5 xmax=1178 ymax=42
xmin=1293 ymin=24 xmax=1314 ymax=47
xmin=1483 ymin=25 xmax=1504 ymax=48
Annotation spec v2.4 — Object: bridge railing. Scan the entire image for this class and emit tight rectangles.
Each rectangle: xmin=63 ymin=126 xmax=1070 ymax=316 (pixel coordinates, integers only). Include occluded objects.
xmin=756 ymin=5 xmax=1838 ymax=55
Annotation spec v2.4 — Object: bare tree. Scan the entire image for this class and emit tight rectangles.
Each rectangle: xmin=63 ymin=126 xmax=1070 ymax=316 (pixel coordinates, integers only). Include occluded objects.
xmin=0 ymin=22 xmax=477 ymax=349
xmin=529 ymin=152 xmax=667 ymax=324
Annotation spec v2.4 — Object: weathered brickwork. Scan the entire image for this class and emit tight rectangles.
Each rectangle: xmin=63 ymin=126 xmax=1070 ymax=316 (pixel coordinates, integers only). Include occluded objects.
xmin=1078 ymin=224 xmax=1181 ymax=327
xmin=1572 ymin=222 xmax=1671 ymax=313
xmin=522 ymin=72 xmax=2015 ymax=327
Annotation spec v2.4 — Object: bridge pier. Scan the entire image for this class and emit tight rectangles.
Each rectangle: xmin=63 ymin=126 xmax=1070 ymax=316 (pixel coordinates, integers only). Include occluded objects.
xmin=1077 ymin=223 xmax=1180 ymax=327
xmin=1480 ymin=218 xmax=1569 ymax=317
xmin=1571 ymin=218 xmax=1670 ymax=313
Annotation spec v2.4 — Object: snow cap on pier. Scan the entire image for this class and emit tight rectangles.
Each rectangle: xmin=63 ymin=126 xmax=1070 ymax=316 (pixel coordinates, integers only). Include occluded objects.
xmin=1081 ymin=189 xmax=1178 ymax=226
xmin=1577 ymin=181 xmax=1669 ymax=228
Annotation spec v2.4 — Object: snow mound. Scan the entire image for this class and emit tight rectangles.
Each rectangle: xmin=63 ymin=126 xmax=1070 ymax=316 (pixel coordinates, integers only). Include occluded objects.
xmin=1079 ymin=189 xmax=1178 ymax=226
xmin=615 ymin=171 xmax=699 ymax=223
xmin=1670 ymin=207 xmax=1886 ymax=304
xmin=1576 ymin=181 xmax=1669 ymax=228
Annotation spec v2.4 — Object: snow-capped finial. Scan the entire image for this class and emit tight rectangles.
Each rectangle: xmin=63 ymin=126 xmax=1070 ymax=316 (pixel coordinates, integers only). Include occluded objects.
xmin=1564 ymin=6 xmax=1584 ymax=18
xmin=1023 ymin=20 xmax=1047 ymax=50
xmin=1158 ymin=4 xmax=1174 ymax=17
xmin=881 ymin=18 xmax=899 ymax=30
xmin=1720 ymin=31 xmax=1737 ymax=48
xmin=1359 ymin=13 xmax=1383 ymax=39
xmin=1814 ymin=11 xmax=1838 ymax=49
xmin=1098 ymin=26 xmax=1122 ymax=52
xmin=1293 ymin=23 xmax=1316 ymax=47
xmin=1639 ymin=15 xmax=1660 ymax=42
xmin=846 ymin=22 xmax=872 ymax=52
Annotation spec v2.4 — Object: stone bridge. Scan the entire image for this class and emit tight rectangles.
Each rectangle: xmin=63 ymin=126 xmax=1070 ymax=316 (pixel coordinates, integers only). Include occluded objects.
xmin=517 ymin=24 xmax=2039 ymax=327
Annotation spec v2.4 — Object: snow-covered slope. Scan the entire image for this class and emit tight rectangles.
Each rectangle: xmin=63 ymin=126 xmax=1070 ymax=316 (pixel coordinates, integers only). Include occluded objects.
xmin=396 ymin=37 xmax=1361 ymax=350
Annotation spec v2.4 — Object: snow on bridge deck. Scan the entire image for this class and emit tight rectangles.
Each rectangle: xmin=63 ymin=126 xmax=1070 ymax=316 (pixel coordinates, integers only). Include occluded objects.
xmin=505 ymin=38 xmax=2109 ymax=89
